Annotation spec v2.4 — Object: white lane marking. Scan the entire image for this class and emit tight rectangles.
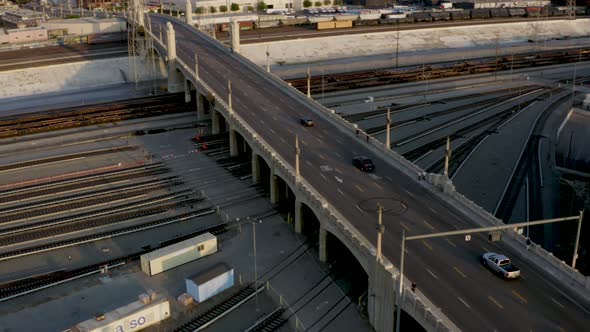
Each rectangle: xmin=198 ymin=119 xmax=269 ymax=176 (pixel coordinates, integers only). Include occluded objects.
xmin=404 ymin=189 xmax=415 ymax=198
xmin=355 ymin=205 xmax=364 ymax=213
xmin=260 ymin=120 xmax=265 ymax=125
xmin=385 ymin=176 xmax=393 ymax=182
xmin=334 ymin=152 xmax=341 ymax=158
xmin=458 ymin=297 xmax=471 ymax=309
xmin=336 ymin=139 xmax=343 ymax=144
xmin=423 ymin=220 xmax=435 ymax=230
xmin=445 ymin=239 xmax=457 ymax=247
xmin=280 ymin=137 xmax=286 ymax=144
xmin=306 ymin=160 xmax=312 ymax=167
xmin=482 ymin=246 xmax=491 ymax=252
xmin=400 ymin=222 xmax=410 ymax=231
xmin=270 ymin=129 xmax=276 ymax=134
xmin=337 ymin=188 xmax=345 ymax=196
xmin=320 ymin=174 xmax=328 ymax=181
xmin=334 ymin=176 xmax=343 ymax=183
xmin=426 ymin=268 xmax=439 ymax=279
xmin=429 ymin=207 xmax=437 ymax=214
xmin=551 ymin=297 xmax=565 ymax=309
xmin=272 ymin=116 xmax=277 ymax=121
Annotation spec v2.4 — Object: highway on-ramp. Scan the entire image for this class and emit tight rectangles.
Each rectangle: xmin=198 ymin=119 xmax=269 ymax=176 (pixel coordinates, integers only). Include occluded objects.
xmin=150 ymin=15 xmax=590 ymax=331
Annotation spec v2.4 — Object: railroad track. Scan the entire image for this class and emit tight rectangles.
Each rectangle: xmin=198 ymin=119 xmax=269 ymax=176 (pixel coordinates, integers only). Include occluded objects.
xmin=0 ymin=207 xmax=216 ymax=262
xmin=0 ymin=164 xmax=170 ymax=204
xmin=0 ymin=223 xmax=229 ymax=302
xmin=0 ymin=93 xmax=193 ymax=138
xmin=286 ymin=48 xmax=590 ymax=94
xmin=0 ymin=176 xmax=183 ymax=224
xmin=0 ymin=195 xmax=204 ymax=247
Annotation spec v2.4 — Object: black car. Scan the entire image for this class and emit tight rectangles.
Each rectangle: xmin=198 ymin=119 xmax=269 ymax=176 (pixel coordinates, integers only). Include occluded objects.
xmin=300 ymin=118 xmax=314 ymax=127
xmin=353 ymin=156 xmax=375 ymax=172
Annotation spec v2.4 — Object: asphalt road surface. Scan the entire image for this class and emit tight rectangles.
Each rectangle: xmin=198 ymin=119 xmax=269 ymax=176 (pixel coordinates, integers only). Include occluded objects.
xmin=149 ymin=15 xmax=590 ymax=331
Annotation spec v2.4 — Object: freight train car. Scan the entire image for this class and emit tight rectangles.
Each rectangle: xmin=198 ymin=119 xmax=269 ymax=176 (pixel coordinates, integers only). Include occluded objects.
xmin=471 ymin=9 xmax=491 ymax=19
xmin=508 ymin=8 xmax=527 ymax=17
xmin=410 ymin=12 xmax=433 ymax=22
xmin=490 ymin=8 xmax=510 ymax=18
xmin=431 ymin=11 xmax=451 ymax=21
xmin=450 ymin=10 xmax=471 ymax=20
xmin=280 ymin=18 xmax=309 ymax=26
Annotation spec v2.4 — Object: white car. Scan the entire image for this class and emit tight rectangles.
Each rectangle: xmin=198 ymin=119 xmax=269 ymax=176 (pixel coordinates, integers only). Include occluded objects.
xmin=481 ymin=253 xmax=520 ymax=279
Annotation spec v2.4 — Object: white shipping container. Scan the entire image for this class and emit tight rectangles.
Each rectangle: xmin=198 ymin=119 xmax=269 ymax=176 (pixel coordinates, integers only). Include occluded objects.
xmin=72 ymin=298 xmax=170 ymax=332
xmin=186 ymin=263 xmax=234 ymax=303
xmin=141 ymin=232 xmax=217 ymax=276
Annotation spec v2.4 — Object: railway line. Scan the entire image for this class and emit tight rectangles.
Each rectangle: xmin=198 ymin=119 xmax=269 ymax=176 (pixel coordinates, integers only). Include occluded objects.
xmin=286 ymin=48 xmax=590 ymax=94
xmin=0 ymin=93 xmax=192 ymax=138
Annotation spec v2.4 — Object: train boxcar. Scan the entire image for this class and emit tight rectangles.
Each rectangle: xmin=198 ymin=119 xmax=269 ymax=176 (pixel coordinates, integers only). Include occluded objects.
xmin=140 ymin=232 xmax=217 ymax=276
xmin=411 ymin=12 xmax=433 ymax=22
xmin=72 ymin=297 xmax=170 ymax=332
xmin=317 ymin=21 xmax=336 ymax=30
xmin=525 ymin=7 xmax=542 ymax=17
xmin=508 ymin=8 xmax=527 ymax=17
xmin=334 ymin=14 xmax=358 ymax=21
xmin=280 ymin=18 xmax=309 ymax=26
xmin=471 ymin=9 xmax=491 ymax=19
xmin=550 ymin=9 xmax=567 ymax=16
xmin=430 ymin=11 xmax=451 ymax=21
xmin=490 ymin=8 xmax=509 ymax=18
xmin=254 ymin=20 xmax=281 ymax=29
xmin=450 ymin=10 xmax=471 ymax=20
xmin=334 ymin=20 xmax=353 ymax=28
xmin=353 ymin=18 xmax=381 ymax=26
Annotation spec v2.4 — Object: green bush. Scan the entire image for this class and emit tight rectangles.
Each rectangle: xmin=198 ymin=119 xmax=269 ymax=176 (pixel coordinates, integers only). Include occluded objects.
xmin=323 ymin=0 xmax=331 ymax=5
xmin=209 ymin=6 xmax=217 ymax=13
xmin=220 ymin=5 xmax=227 ymax=12
xmin=257 ymin=1 xmax=267 ymax=10
xmin=303 ymin=0 xmax=312 ymax=8
xmin=247 ymin=6 xmax=255 ymax=11
xmin=230 ymin=3 xmax=240 ymax=11
xmin=314 ymin=1 xmax=322 ymax=6
xmin=196 ymin=6 xmax=206 ymax=14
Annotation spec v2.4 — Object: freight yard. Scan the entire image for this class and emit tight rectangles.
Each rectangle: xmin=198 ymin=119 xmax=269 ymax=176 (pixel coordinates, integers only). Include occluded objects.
xmin=1 ymin=1 xmax=590 ymax=331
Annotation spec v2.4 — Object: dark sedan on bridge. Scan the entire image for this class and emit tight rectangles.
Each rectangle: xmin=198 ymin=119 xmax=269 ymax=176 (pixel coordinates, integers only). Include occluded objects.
xmin=353 ymin=156 xmax=375 ymax=172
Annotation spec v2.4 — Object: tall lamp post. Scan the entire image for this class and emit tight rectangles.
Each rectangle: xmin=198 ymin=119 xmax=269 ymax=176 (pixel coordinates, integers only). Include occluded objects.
xmin=395 ymin=213 xmax=583 ymax=331
xmin=249 ymin=219 xmax=263 ymax=311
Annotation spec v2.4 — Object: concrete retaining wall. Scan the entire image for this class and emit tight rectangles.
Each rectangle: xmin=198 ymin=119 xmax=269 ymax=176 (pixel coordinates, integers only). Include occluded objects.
xmin=0 ymin=56 xmax=166 ymax=98
xmin=239 ymin=19 xmax=590 ymax=66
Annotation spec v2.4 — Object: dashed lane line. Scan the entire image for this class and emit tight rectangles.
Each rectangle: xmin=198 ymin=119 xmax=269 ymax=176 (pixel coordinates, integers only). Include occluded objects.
xmin=422 ymin=240 xmax=433 ymax=251
xmin=453 ymin=266 xmax=467 ymax=278
xmin=335 ymin=168 xmax=343 ymax=174
xmin=512 ymin=290 xmax=528 ymax=304
xmin=423 ymin=220 xmax=435 ymax=230
xmin=334 ymin=152 xmax=341 ymax=158
xmin=404 ymin=189 xmax=415 ymax=198
xmin=374 ymin=182 xmax=383 ymax=190
xmin=385 ymin=176 xmax=393 ymax=182
xmin=400 ymin=222 xmax=410 ymax=231
xmin=445 ymin=239 xmax=456 ymax=247
xmin=269 ymin=129 xmax=275 ymax=134
xmin=426 ymin=268 xmax=438 ymax=279
xmin=355 ymin=184 xmax=364 ymax=193
xmin=457 ymin=297 xmax=471 ymax=309
xmin=319 ymin=154 xmax=326 ymax=160
xmin=337 ymin=189 xmax=345 ymax=196
xmin=482 ymin=246 xmax=491 ymax=252
xmin=280 ymin=137 xmax=286 ymax=144
xmin=320 ymin=174 xmax=328 ymax=181
xmin=551 ymin=297 xmax=565 ymax=309
xmin=306 ymin=161 xmax=312 ymax=167
xmin=355 ymin=205 xmax=364 ymax=213
xmin=488 ymin=296 xmax=504 ymax=309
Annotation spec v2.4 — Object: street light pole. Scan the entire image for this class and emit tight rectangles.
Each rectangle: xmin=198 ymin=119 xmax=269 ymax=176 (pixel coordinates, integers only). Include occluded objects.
xmin=572 ymin=210 xmax=584 ymax=269
xmin=251 ymin=219 xmax=262 ymax=311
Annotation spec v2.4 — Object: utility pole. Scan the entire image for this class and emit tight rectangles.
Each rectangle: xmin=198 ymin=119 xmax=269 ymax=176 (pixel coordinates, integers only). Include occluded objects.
xmin=572 ymin=210 xmax=584 ymax=269
xmin=306 ymin=67 xmax=311 ymax=98
xmin=395 ymin=230 xmax=405 ymax=332
xmin=395 ymin=19 xmax=400 ymax=68
xmin=266 ymin=46 xmax=270 ymax=73
xmin=295 ymin=135 xmax=300 ymax=179
xmin=444 ymin=136 xmax=451 ymax=178
xmin=385 ymin=108 xmax=391 ymax=150
xmin=571 ymin=63 xmax=577 ymax=107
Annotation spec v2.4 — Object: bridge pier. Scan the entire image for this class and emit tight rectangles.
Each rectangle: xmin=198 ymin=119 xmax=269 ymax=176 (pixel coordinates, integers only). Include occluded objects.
xmin=185 ymin=0 xmax=192 ymax=25
xmin=196 ymin=93 xmax=205 ymax=120
xmin=211 ymin=110 xmax=220 ymax=135
xmin=229 ymin=19 xmax=240 ymax=54
xmin=319 ymin=226 xmax=328 ymax=262
xmin=369 ymin=260 xmax=397 ymax=332
xmin=294 ymin=199 xmax=303 ymax=233
xmin=166 ymin=23 xmax=182 ymax=93
xmin=184 ymin=80 xmax=191 ymax=103
xmin=269 ymin=171 xmax=279 ymax=204
xmin=251 ymin=154 xmax=260 ymax=183
xmin=229 ymin=128 xmax=238 ymax=157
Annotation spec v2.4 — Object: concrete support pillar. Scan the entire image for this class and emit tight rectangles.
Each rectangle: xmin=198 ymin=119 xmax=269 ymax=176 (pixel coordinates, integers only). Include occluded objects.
xmin=294 ymin=199 xmax=303 ymax=233
xmin=166 ymin=22 xmax=182 ymax=93
xmin=211 ymin=110 xmax=220 ymax=135
xmin=196 ymin=93 xmax=205 ymax=120
xmin=251 ymin=154 xmax=260 ymax=183
xmin=229 ymin=18 xmax=240 ymax=53
xmin=184 ymin=80 xmax=191 ymax=103
xmin=319 ymin=226 xmax=328 ymax=262
xmin=229 ymin=128 xmax=238 ymax=157
xmin=269 ymin=171 xmax=278 ymax=204
xmin=137 ymin=0 xmax=144 ymax=27
xmin=368 ymin=260 xmax=396 ymax=332
xmin=185 ymin=0 xmax=192 ymax=25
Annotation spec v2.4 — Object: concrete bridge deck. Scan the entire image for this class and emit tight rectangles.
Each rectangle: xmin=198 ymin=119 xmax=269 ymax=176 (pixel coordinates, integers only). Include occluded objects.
xmin=142 ymin=13 xmax=590 ymax=331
